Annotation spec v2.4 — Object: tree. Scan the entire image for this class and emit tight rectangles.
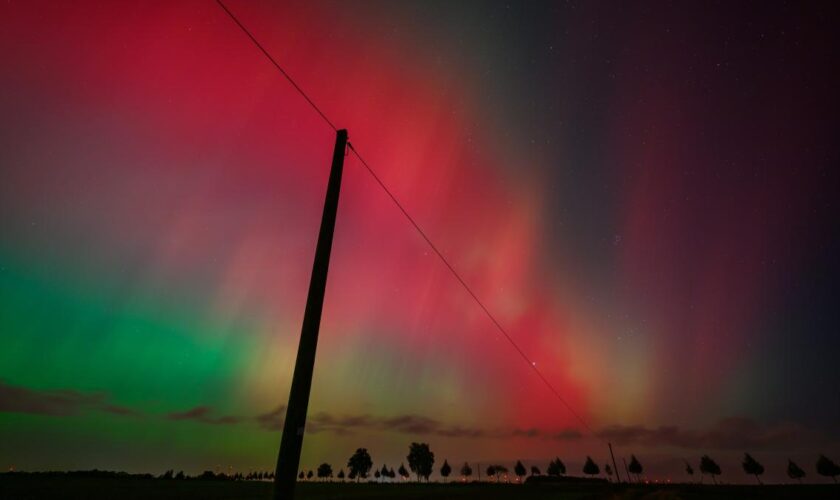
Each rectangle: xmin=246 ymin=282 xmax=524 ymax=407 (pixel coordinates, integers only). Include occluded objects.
xmin=460 ymin=462 xmax=473 ymax=481
xmin=583 ymin=456 xmax=600 ymax=476
xmin=604 ymin=464 xmax=613 ymax=482
xmin=398 ymin=463 xmax=409 ymax=480
xmin=486 ymin=465 xmax=496 ymax=482
xmin=348 ymin=469 xmax=357 ymax=481
xmin=306 ymin=470 xmax=313 ymax=481
xmin=298 ymin=471 xmax=304 ymax=481
xmin=440 ymin=460 xmax=452 ymax=482
xmin=684 ymin=461 xmax=694 ymax=483
xmin=159 ymin=469 xmax=174 ymax=480
xmin=380 ymin=464 xmax=389 ymax=481
xmin=388 ymin=467 xmax=397 ymax=479
xmin=628 ymin=455 xmax=643 ymax=483
xmin=514 ymin=461 xmax=526 ymax=482
xmin=700 ymin=455 xmax=722 ymax=485
xmin=337 ymin=469 xmax=345 ymax=481
xmin=816 ymin=455 xmax=840 ymax=483
xmin=316 ymin=463 xmax=333 ymax=482
xmin=547 ymin=457 xmax=566 ymax=477
xmin=495 ymin=465 xmax=508 ymax=482
xmin=407 ymin=442 xmax=435 ymax=481
xmin=175 ymin=471 xmax=185 ymax=480
xmin=347 ymin=448 xmax=373 ymax=482
xmin=787 ymin=460 xmax=805 ymax=484
xmin=374 ymin=470 xmax=381 ymax=480
xmin=742 ymin=453 xmax=764 ymax=485
xmin=531 ymin=465 xmax=541 ymax=476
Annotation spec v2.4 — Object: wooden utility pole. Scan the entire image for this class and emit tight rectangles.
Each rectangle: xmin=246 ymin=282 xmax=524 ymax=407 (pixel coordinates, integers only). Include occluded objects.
xmin=273 ymin=129 xmax=348 ymax=500
xmin=608 ymin=442 xmax=621 ymax=484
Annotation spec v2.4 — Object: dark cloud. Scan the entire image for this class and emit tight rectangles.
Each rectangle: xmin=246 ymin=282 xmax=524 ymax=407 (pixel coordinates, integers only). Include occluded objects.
xmin=552 ymin=429 xmax=583 ymax=440
xmin=166 ymin=406 xmax=242 ymax=425
xmin=0 ymin=380 xmax=141 ymax=418
xmin=101 ymin=404 xmax=142 ymax=417
xmin=512 ymin=427 xmax=540 ymax=438
xmin=255 ymin=405 xmax=286 ymax=430
xmin=598 ymin=417 xmax=811 ymax=450
xmin=251 ymin=406 xmax=581 ymax=441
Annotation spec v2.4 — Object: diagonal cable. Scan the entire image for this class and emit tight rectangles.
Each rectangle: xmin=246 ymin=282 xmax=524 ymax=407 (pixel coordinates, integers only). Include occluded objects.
xmin=348 ymin=143 xmax=597 ymax=437
xmin=215 ymin=0 xmax=599 ymax=439
xmin=215 ymin=0 xmax=337 ymax=132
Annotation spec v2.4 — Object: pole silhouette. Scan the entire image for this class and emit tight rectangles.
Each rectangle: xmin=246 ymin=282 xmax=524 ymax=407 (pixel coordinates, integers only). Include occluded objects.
xmin=273 ymin=129 xmax=348 ymax=500
xmin=608 ymin=442 xmax=622 ymax=484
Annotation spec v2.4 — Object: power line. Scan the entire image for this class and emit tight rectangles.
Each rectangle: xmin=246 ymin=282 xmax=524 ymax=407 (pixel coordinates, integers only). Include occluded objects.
xmin=215 ymin=0 xmax=337 ymax=132
xmin=348 ymin=144 xmax=597 ymax=437
xmin=214 ymin=0 xmax=599 ymax=439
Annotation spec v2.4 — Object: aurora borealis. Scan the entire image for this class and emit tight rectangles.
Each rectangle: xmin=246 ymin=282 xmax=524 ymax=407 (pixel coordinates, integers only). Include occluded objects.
xmin=1 ymin=0 xmax=839 ymax=483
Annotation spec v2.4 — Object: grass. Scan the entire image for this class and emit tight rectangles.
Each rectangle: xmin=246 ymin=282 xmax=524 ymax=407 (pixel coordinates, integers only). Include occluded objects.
xmin=1 ymin=476 xmax=838 ymax=499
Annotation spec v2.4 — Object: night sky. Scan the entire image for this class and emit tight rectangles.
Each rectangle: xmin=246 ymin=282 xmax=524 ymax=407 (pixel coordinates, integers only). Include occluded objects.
xmin=1 ymin=0 xmax=839 ymax=483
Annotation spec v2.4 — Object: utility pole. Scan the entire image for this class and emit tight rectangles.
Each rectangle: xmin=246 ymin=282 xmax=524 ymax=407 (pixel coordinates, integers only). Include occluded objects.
xmin=623 ymin=457 xmax=631 ymax=484
xmin=608 ymin=442 xmax=621 ymax=484
xmin=273 ymin=129 xmax=348 ymax=500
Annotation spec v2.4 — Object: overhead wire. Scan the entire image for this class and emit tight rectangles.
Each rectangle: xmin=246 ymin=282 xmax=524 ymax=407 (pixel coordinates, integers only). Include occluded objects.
xmin=215 ymin=0 xmax=600 ymax=440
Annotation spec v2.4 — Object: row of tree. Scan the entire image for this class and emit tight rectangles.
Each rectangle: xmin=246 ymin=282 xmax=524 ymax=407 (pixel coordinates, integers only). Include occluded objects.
xmin=148 ymin=447 xmax=840 ymax=484
xmin=293 ymin=445 xmax=840 ymax=485
xmin=686 ymin=453 xmax=840 ymax=485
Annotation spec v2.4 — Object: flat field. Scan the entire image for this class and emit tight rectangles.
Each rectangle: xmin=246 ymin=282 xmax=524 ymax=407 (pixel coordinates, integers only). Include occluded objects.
xmin=1 ymin=476 xmax=838 ymax=500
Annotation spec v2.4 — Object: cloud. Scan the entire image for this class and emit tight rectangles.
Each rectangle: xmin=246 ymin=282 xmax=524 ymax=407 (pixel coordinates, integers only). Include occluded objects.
xmin=0 ymin=380 xmax=141 ymax=418
xmin=251 ymin=406 xmax=581 ymax=441
xmin=255 ymin=405 xmax=286 ymax=430
xmin=166 ymin=406 xmax=242 ymax=425
xmin=598 ymin=417 xmax=811 ymax=450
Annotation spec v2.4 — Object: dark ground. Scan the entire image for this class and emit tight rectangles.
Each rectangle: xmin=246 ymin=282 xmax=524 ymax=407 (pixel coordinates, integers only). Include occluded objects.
xmin=1 ymin=477 xmax=839 ymax=500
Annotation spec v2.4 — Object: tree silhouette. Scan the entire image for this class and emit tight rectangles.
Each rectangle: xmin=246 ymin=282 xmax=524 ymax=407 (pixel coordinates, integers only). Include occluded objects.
xmin=531 ymin=465 xmax=541 ymax=476
xmin=298 ymin=471 xmax=304 ymax=481
xmin=348 ymin=469 xmax=357 ymax=481
xmin=306 ymin=470 xmax=313 ymax=481
xmin=347 ymin=448 xmax=373 ymax=482
xmin=495 ymin=465 xmax=508 ymax=482
xmin=547 ymin=457 xmax=566 ymax=476
xmin=440 ymin=460 xmax=451 ymax=482
xmin=175 ymin=471 xmax=185 ymax=480
xmin=628 ymin=455 xmax=643 ymax=483
xmin=700 ymin=455 xmax=722 ymax=485
xmin=684 ymin=461 xmax=694 ymax=483
xmin=380 ymin=464 xmax=389 ymax=481
xmin=461 ymin=462 xmax=473 ymax=481
xmin=816 ymin=455 xmax=840 ymax=483
xmin=486 ymin=465 xmax=496 ymax=482
xmin=514 ymin=461 xmax=526 ymax=482
xmin=407 ymin=442 xmax=435 ymax=481
xmin=787 ymin=460 xmax=805 ymax=484
xmin=604 ymin=464 xmax=613 ymax=482
xmin=583 ymin=456 xmax=600 ymax=476
xmin=742 ymin=453 xmax=764 ymax=485
xmin=374 ymin=470 xmax=381 ymax=480
xmin=317 ymin=463 xmax=333 ymax=482
xmin=389 ymin=467 xmax=397 ymax=479
xmin=398 ymin=463 xmax=409 ymax=480
xmin=337 ymin=469 xmax=345 ymax=481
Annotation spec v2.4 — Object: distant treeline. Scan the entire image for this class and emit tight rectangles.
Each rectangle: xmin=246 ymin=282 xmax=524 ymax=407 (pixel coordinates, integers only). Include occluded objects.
xmin=0 ymin=470 xmax=262 ymax=481
xmin=4 ymin=447 xmax=839 ymax=485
